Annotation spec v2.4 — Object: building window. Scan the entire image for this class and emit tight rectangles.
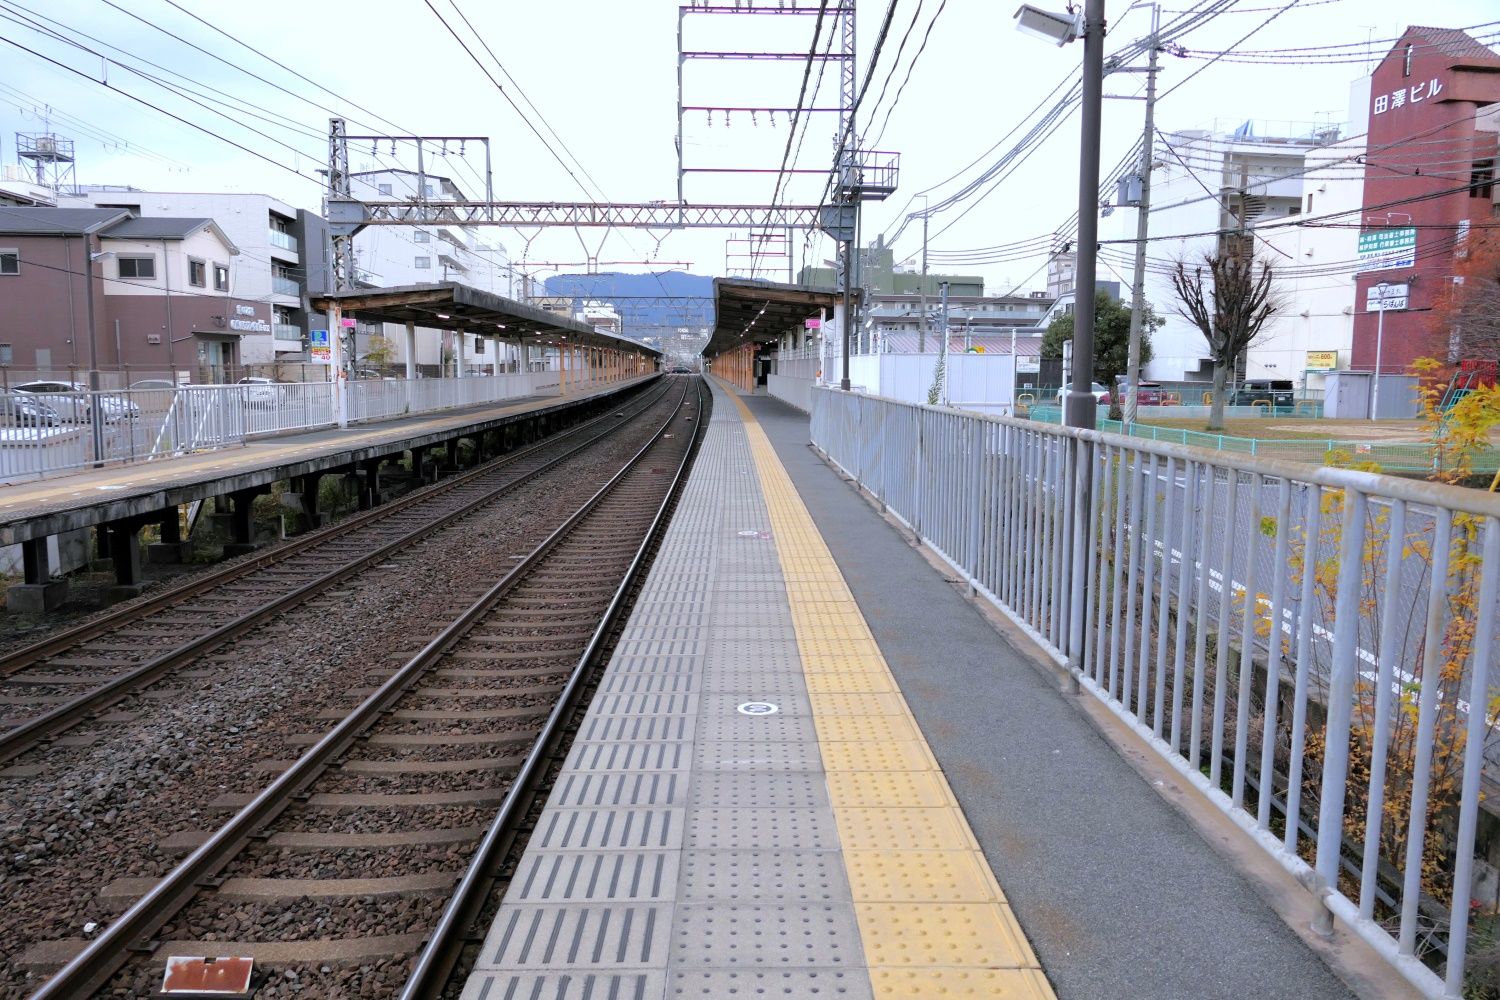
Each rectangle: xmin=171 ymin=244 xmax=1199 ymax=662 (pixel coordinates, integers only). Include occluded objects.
xmin=214 ymin=264 xmax=230 ymax=291
xmin=378 ymin=183 xmax=392 ymax=196
xmin=422 ymin=184 xmax=434 ymax=196
xmin=1306 ymin=193 xmax=1314 ymax=213
xmin=118 ymin=256 xmax=155 ymax=280
xmin=1471 ymin=159 xmax=1495 ymax=200
xmin=414 ymin=230 xmax=430 ymax=243
xmin=415 ymin=256 xmax=431 ymax=269
xmin=188 ymin=258 xmax=206 ymax=287
xmin=0 ymin=250 xmax=16 ymax=275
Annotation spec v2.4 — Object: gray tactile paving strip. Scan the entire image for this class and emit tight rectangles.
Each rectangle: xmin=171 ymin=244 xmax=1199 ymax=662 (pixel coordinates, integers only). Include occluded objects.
xmin=464 ymin=384 xmax=870 ymax=999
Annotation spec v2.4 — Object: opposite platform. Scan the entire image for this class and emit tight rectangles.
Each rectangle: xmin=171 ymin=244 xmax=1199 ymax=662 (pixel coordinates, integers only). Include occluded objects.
xmin=461 ymin=379 xmax=1053 ymax=1000
xmin=0 ymin=376 xmax=654 ymax=544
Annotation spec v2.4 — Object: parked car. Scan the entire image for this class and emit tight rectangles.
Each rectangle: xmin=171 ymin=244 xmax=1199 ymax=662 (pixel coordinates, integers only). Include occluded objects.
xmin=1231 ymin=379 xmax=1295 ymax=409
xmin=236 ymin=376 xmax=283 ymax=406
xmin=0 ymin=391 xmax=61 ymax=427
xmin=1053 ymin=382 xmax=1112 ymax=404
xmin=129 ymin=379 xmax=180 ymax=391
xmin=1114 ymin=377 xmax=1165 ymax=406
xmin=13 ymin=380 xmax=140 ymax=422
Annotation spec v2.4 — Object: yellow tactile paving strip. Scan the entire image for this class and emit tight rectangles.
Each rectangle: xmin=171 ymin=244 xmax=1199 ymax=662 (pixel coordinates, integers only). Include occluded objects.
xmin=722 ymin=384 xmax=1056 ymax=1000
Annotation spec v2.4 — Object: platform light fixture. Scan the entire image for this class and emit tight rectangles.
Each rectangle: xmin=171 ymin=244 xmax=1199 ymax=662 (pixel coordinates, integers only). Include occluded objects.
xmin=1013 ymin=4 xmax=1082 ymax=45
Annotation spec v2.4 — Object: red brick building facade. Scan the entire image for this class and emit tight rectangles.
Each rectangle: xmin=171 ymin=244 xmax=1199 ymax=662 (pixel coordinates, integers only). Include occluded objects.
xmin=1351 ymin=27 xmax=1500 ymax=372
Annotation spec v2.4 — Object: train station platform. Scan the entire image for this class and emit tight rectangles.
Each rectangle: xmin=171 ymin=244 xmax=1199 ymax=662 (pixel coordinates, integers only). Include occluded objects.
xmin=461 ymin=380 xmax=1386 ymax=1000
xmin=1 ymin=376 xmax=655 ymax=610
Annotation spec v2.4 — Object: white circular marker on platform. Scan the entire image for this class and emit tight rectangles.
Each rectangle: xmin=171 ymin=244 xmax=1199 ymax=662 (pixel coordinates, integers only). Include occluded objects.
xmin=737 ymin=701 xmax=780 ymax=716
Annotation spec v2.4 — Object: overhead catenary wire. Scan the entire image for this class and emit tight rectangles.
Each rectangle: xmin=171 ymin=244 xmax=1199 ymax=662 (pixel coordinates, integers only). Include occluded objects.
xmin=866 ymin=0 xmax=949 ymax=150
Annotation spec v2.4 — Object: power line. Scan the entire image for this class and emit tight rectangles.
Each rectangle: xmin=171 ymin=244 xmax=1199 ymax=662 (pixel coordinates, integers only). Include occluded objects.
xmin=860 ymin=0 xmax=927 ymax=139
xmin=753 ymin=0 xmax=832 ymax=274
xmin=866 ymin=0 xmax=949 ymax=149
xmin=0 ymin=33 xmax=324 ymax=186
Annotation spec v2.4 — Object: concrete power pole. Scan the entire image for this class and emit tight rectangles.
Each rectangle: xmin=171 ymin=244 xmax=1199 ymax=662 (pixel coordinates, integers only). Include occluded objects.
xmin=1123 ymin=4 xmax=1160 ymax=428
xmin=919 ymin=197 xmax=929 ymax=353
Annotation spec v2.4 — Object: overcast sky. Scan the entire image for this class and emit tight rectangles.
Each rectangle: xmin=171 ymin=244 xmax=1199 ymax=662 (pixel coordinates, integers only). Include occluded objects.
xmin=0 ymin=0 xmax=1490 ymax=299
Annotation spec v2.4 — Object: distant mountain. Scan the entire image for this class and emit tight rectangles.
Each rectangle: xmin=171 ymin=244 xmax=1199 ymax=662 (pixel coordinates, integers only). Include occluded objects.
xmin=544 ymin=271 xmax=714 ymax=333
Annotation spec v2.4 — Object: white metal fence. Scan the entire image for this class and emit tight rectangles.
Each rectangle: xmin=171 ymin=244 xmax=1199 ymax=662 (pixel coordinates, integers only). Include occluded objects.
xmin=767 ymin=373 xmax=813 ymax=413
xmin=811 ymin=387 xmax=1500 ymax=999
xmin=0 ymin=372 xmax=577 ymax=484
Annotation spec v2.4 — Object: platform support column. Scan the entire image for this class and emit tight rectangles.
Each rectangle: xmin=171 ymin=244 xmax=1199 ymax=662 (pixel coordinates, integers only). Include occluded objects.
xmin=359 ymin=459 xmax=384 ymax=509
xmin=404 ymin=321 xmax=417 ymax=381
xmin=8 ymin=536 xmax=68 ymax=612
xmin=106 ymin=517 xmax=148 ymax=599
xmin=456 ymin=330 xmax=467 ymax=379
xmin=148 ymin=505 xmax=192 ymax=563
xmin=288 ymin=473 xmax=327 ymax=533
xmin=223 ymin=486 xmax=268 ymax=556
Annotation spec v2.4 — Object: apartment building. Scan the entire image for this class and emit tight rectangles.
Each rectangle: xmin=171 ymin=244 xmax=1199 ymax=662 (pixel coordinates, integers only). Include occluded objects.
xmin=0 ymin=206 xmax=272 ymax=380
xmin=348 ymin=169 xmax=516 ymax=372
xmin=64 ymin=187 xmax=328 ymax=364
xmin=1109 ymin=121 xmax=1338 ymax=382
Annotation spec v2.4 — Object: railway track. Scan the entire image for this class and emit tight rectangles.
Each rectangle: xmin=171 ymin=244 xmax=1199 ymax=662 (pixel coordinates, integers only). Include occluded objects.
xmin=28 ymin=377 xmax=706 ymax=999
xmin=0 ymin=377 xmax=672 ymax=764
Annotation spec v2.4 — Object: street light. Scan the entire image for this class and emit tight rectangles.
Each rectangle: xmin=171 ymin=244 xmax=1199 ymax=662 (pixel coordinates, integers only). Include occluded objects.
xmin=1016 ymin=0 xmax=1103 ymax=431
xmin=1371 ymin=280 xmax=1388 ymax=421
xmin=1013 ymin=4 xmax=1082 ymax=45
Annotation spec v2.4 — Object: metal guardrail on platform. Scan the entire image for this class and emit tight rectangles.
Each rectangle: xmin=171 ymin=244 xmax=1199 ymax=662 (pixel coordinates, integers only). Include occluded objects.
xmin=811 ymin=386 xmax=1500 ymax=999
xmin=0 ymin=373 xmax=580 ymax=484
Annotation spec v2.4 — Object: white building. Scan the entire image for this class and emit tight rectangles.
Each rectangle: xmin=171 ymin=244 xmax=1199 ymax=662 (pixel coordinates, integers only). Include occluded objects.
xmin=63 ymin=187 xmax=325 ymax=365
xmin=1108 ymin=120 xmax=1343 ymax=383
xmin=1241 ymin=82 xmax=1371 ymax=389
xmin=579 ymin=301 xmax=622 ymax=336
xmin=348 ymin=169 xmax=516 ymax=373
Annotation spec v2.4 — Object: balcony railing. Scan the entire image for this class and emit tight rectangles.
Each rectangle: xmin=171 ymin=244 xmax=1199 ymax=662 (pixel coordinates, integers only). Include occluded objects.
xmin=268 ymin=229 xmax=298 ymax=253
xmin=272 ymin=275 xmax=300 ymax=298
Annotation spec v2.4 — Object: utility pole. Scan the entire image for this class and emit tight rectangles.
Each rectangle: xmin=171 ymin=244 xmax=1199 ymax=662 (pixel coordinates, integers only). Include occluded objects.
xmin=919 ymin=195 xmax=930 ymax=353
xmin=1123 ymin=4 xmax=1160 ymax=428
xmin=1066 ymin=0 xmax=1106 ymax=432
xmin=938 ymin=279 xmax=951 ymax=406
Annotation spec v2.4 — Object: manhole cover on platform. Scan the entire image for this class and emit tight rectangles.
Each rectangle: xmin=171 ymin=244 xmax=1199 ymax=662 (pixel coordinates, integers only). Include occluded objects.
xmin=737 ymin=701 xmax=780 ymax=716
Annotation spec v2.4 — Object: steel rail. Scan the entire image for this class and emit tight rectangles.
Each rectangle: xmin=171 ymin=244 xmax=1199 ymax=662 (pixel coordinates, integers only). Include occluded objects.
xmin=0 ymin=380 xmax=674 ymax=763
xmin=0 ymin=377 xmax=663 ymax=676
xmin=29 ymin=378 xmax=697 ymax=1000
xmin=400 ymin=378 xmax=707 ymax=998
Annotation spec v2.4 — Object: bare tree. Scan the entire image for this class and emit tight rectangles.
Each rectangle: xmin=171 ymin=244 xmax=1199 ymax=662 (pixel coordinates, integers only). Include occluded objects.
xmin=1171 ymin=252 xmax=1281 ymax=431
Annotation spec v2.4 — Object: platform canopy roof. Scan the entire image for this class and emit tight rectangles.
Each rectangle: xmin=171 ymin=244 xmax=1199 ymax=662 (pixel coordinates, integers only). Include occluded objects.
xmin=313 ymin=282 xmax=659 ymax=356
xmin=702 ymin=278 xmax=844 ymax=358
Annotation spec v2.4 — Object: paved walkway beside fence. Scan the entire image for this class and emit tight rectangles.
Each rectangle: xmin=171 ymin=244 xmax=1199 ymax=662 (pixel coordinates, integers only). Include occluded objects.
xmin=739 ymin=389 xmax=1373 ymax=1000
